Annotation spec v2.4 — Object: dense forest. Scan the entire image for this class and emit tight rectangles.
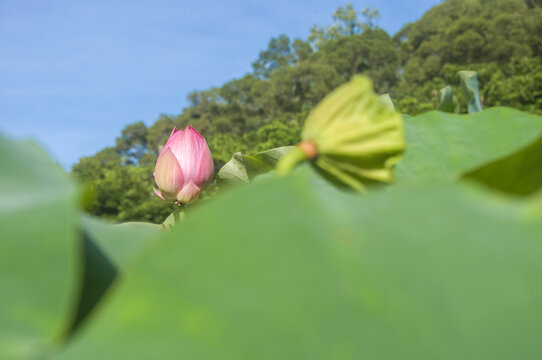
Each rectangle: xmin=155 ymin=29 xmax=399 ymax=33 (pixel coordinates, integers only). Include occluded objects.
xmin=72 ymin=0 xmax=542 ymax=223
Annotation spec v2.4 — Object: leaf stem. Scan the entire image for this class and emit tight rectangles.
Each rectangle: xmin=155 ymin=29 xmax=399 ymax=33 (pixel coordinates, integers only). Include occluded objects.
xmin=276 ymin=147 xmax=308 ymax=176
xmin=161 ymin=203 xmax=186 ymax=230
xmin=174 ymin=204 xmax=185 ymax=225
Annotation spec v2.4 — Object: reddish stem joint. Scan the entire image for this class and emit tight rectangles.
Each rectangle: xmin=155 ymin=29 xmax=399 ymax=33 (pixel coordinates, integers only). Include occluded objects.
xmin=298 ymin=140 xmax=318 ymax=160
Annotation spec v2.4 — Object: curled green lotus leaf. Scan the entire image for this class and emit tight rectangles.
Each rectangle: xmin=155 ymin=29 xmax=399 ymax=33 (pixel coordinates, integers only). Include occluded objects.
xmin=438 ymin=85 xmax=460 ymax=113
xmin=278 ymin=75 xmax=405 ymax=191
xmin=459 ymin=70 xmax=482 ymax=114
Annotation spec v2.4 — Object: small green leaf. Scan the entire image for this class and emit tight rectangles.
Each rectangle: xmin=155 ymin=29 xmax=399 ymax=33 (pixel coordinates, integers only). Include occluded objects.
xmin=217 ymin=146 xmax=294 ymax=185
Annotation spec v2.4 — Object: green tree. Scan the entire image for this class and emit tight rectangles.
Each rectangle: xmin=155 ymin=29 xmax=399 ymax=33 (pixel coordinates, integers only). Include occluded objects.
xmin=308 ymin=3 xmax=380 ymax=46
xmin=314 ymin=29 xmax=399 ymax=92
xmin=252 ymin=35 xmax=294 ymax=78
xmin=270 ymin=61 xmax=343 ymax=114
xmin=115 ymin=122 xmax=148 ymax=165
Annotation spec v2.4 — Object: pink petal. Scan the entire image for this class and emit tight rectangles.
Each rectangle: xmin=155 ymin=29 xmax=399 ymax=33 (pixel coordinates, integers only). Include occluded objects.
xmin=196 ymin=144 xmax=214 ymax=189
xmin=153 ymin=187 xmax=166 ymax=200
xmin=159 ymin=126 xmax=180 ymax=156
xmin=185 ymin=126 xmax=214 ymax=187
xmin=167 ymin=126 xmax=207 ymax=183
xmin=176 ymin=180 xmax=201 ymax=204
xmin=154 ymin=148 xmax=184 ymax=199
xmin=187 ymin=125 xmax=204 ymax=140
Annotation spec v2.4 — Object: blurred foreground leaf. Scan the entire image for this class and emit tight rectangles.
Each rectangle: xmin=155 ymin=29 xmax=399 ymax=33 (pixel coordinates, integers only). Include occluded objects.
xmin=397 ymin=107 xmax=542 ymax=184
xmin=463 ymin=135 xmax=542 ymax=196
xmin=70 ymin=216 xmax=162 ymax=330
xmin=80 ymin=215 xmax=162 ymax=271
xmin=0 ymin=136 xmax=79 ymax=360
xmin=53 ymin=169 xmax=542 ymax=359
xmin=378 ymin=94 xmax=395 ymax=112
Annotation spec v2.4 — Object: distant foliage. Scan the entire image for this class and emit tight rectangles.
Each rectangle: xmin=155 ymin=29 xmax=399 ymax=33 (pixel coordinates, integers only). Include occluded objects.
xmin=72 ymin=0 xmax=542 ymax=222
xmin=392 ymin=0 xmax=542 ymax=114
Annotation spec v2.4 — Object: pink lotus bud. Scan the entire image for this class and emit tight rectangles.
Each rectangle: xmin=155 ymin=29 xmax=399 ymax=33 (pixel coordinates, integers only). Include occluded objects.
xmin=153 ymin=126 xmax=214 ymax=204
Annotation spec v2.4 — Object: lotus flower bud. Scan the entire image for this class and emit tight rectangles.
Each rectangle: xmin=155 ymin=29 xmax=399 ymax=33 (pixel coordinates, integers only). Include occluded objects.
xmin=153 ymin=126 xmax=214 ymax=204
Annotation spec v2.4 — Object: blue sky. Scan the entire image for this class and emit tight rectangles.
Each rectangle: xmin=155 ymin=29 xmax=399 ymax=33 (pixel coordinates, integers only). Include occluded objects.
xmin=0 ymin=0 xmax=438 ymax=168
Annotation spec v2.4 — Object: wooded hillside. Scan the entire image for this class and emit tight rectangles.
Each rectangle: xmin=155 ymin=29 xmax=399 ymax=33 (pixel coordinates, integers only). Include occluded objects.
xmin=72 ymin=0 xmax=542 ymax=222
